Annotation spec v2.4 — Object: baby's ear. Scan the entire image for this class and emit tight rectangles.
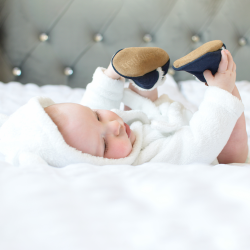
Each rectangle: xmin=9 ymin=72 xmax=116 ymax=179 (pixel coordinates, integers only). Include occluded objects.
xmin=0 ymin=114 xmax=8 ymax=127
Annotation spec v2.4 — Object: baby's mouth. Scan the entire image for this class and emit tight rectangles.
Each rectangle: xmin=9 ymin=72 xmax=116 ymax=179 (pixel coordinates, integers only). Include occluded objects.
xmin=124 ymin=123 xmax=131 ymax=138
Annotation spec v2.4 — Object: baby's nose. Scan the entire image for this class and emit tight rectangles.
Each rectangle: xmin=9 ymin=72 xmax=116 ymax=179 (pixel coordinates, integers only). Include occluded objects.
xmin=108 ymin=120 xmax=122 ymax=136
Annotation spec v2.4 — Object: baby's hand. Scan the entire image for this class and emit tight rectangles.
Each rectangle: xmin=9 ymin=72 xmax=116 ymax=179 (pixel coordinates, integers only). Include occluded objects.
xmin=203 ymin=50 xmax=236 ymax=93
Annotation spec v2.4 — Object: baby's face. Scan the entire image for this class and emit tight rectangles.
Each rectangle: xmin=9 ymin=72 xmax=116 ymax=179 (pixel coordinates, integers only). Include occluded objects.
xmin=45 ymin=103 xmax=135 ymax=159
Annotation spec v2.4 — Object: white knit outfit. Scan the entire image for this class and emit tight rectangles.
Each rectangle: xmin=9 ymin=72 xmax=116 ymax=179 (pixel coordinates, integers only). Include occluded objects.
xmin=81 ymin=67 xmax=244 ymax=165
xmin=0 ymin=67 xmax=244 ymax=167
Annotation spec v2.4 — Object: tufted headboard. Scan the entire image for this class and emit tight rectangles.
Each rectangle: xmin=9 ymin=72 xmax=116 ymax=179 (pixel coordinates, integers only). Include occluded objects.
xmin=0 ymin=0 xmax=250 ymax=88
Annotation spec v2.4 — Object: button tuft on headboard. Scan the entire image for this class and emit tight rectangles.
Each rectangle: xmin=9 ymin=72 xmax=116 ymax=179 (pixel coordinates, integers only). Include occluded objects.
xmin=39 ymin=33 xmax=49 ymax=42
xmin=143 ymin=34 xmax=152 ymax=43
xmin=12 ymin=67 xmax=22 ymax=76
xmin=238 ymin=37 xmax=247 ymax=46
xmin=191 ymin=35 xmax=200 ymax=43
xmin=168 ymin=67 xmax=175 ymax=76
xmin=64 ymin=67 xmax=73 ymax=76
xmin=94 ymin=33 xmax=103 ymax=42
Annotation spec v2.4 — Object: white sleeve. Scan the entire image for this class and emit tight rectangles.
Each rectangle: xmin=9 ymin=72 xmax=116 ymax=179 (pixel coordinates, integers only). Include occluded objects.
xmin=80 ymin=67 xmax=125 ymax=110
xmin=157 ymin=86 xmax=245 ymax=164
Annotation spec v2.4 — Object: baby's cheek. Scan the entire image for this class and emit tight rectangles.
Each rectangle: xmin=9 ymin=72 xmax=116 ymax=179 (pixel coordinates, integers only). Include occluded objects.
xmin=107 ymin=139 xmax=132 ymax=159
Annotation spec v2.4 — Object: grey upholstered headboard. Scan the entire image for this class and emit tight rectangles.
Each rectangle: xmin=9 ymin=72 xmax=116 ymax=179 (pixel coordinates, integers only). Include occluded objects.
xmin=0 ymin=0 xmax=250 ymax=88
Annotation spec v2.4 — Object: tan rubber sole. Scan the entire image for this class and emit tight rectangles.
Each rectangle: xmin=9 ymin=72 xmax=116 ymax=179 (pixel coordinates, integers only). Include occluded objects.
xmin=112 ymin=47 xmax=169 ymax=77
xmin=173 ymin=40 xmax=223 ymax=68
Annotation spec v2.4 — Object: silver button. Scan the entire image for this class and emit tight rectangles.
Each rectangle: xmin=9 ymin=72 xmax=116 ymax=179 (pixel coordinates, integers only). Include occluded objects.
xmin=94 ymin=33 xmax=103 ymax=42
xmin=168 ymin=67 xmax=175 ymax=76
xmin=143 ymin=34 xmax=152 ymax=43
xmin=39 ymin=33 xmax=49 ymax=42
xmin=238 ymin=37 xmax=247 ymax=46
xmin=12 ymin=67 xmax=21 ymax=76
xmin=64 ymin=67 xmax=73 ymax=76
xmin=192 ymin=35 xmax=200 ymax=43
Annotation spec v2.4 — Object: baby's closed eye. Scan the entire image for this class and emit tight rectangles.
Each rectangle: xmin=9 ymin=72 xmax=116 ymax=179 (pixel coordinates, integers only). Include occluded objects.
xmin=95 ymin=111 xmax=108 ymax=155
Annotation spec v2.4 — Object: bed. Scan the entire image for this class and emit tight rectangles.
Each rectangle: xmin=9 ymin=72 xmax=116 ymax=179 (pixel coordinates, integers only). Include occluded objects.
xmin=1 ymin=0 xmax=250 ymax=249
xmin=1 ymin=76 xmax=250 ymax=250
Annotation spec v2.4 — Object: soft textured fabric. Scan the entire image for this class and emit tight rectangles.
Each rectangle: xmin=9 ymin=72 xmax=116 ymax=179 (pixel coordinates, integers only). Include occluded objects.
xmin=0 ymin=67 xmax=244 ymax=167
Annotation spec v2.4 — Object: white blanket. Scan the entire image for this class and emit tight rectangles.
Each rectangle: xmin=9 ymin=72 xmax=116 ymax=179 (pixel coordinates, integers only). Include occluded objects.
xmin=1 ymin=76 xmax=250 ymax=250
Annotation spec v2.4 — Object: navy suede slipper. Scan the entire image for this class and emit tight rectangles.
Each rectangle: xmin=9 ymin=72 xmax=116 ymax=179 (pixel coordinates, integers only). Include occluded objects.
xmin=173 ymin=40 xmax=226 ymax=83
xmin=111 ymin=47 xmax=170 ymax=90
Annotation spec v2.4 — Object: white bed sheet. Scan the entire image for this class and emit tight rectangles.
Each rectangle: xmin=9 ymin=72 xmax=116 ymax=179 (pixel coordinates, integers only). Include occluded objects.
xmin=1 ymin=76 xmax=250 ymax=250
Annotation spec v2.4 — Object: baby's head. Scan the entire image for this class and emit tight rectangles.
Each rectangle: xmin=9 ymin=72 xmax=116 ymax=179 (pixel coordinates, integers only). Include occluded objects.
xmin=44 ymin=103 xmax=135 ymax=159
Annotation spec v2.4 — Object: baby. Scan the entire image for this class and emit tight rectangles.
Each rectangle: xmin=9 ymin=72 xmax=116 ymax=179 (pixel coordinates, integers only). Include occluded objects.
xmin=0 ymin=45 xmax=248 ymax=167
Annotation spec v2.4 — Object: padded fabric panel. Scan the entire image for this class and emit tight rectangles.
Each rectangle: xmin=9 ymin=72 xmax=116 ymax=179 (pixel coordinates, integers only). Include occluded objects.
xmin=0 ymin=0 xmax=250 ymax=87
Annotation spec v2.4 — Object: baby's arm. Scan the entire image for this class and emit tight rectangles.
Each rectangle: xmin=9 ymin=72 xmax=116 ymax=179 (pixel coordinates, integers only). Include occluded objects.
xmin=80 ymin=66 xmax=125 ymax=110
xmin=177 ymin=50 xmax=246 ymax=164
xmin=204 ymin=50 xmax=248 ymax=163
xmin=105 ymin=63 xmax=158 ymax=109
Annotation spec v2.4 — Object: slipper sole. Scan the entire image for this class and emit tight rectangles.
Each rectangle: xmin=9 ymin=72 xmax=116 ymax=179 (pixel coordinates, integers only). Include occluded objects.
xmin=173 ymin=40 xmax=224 ymax=68
xmin=112 ymin=47 xmax=169 ymax=77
